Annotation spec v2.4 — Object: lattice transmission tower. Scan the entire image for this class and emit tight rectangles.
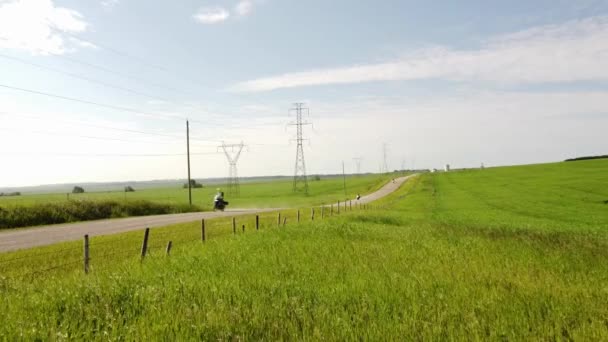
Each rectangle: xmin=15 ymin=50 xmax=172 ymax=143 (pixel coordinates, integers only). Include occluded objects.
xmin=289 ymin=103 xmax=312 ymax=194
xmin=218 ymin=142 xmax=245 ymax=196
xmin=353 ymin=157 xmax=362 ymax=174
xmin=381 ymin=143 xmax=389 ymax=173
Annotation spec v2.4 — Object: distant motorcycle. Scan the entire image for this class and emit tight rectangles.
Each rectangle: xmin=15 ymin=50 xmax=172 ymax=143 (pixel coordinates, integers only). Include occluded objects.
xmin=213 ymin=200 xmax=229 ymax=211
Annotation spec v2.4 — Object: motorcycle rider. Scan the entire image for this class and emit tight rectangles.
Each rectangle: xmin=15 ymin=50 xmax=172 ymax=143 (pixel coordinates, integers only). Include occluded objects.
xmin=213 ymin=189 xmax=228 ymax=210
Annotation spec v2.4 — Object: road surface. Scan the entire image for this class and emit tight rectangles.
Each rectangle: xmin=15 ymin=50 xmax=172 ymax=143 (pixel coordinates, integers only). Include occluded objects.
xmin=0 ymin=175 xmax=414 ymax=252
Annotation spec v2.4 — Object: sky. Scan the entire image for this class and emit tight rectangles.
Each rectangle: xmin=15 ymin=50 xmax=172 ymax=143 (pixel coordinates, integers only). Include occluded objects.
xmin=0 ymin=0 xmax=607 ymax=187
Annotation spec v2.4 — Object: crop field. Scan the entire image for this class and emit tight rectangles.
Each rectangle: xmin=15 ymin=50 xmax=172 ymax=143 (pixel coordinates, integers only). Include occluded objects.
xmin=0 ymin=174 xmax=390 ymax=209
xmin=0 ymin=160 xmax=607 ymax=339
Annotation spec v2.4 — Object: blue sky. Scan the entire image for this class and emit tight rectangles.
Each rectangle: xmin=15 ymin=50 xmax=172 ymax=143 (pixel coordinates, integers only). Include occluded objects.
xmin=0 ymin=0 xmax=607 ymax=187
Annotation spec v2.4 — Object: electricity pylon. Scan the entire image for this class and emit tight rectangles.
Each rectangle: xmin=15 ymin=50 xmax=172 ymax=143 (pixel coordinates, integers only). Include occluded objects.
xmin=289 ymin=103 xmax=311 ymax=194
xmin=381 ymin=143 xmax=389 ymax=173
xmin=218 ymin=141 xmax=245 ymax=196
xmin=353 ymin=157 xmax=362 ymax=174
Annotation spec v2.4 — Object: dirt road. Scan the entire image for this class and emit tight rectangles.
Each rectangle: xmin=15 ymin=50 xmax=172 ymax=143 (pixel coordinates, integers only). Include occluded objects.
xmin=0 ymin=175 xmax=414 ymax=252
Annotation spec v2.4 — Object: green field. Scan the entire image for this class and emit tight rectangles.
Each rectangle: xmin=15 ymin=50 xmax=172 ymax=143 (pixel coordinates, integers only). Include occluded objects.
xmin=1 ymin=160 xmax=607 ymax=339
xmin=0 ymin=174 xmax=389 ymax=209
xmin=0 ymin=174 xmax=391 ymax=228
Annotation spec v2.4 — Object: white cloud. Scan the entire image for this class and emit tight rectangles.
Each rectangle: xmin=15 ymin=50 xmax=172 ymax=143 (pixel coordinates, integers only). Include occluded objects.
xmin=306 ymin=89 xmax=608 ymax=172
xmin=231 ymin=16 xmax=608 ymax=92
xmin=101 ymin=0 xmax=120 ymax=10
xmin=0 ymin=0 xmax=89 ymax=55
xmin=235 ymin=0 xmax=253 ymax=17
xmin=193 ymin=7 xmax=230 ymax=24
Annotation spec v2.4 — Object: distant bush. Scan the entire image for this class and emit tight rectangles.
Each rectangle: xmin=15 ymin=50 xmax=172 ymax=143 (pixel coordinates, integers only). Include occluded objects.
xmin=124 ymin=186 xmax=135 ymax=192
xmin=311 ymin=175 xmax=321 ymax=181
xmin=565 ymin=155 xmax=608 ymax=162
xmin=72 ymin=186 xmax=85 ymax=194
xmin=0 ymin=200 xmax=201 ymax=229
xmin=0 ymin=192 xmax=20 ymax=197
xmin=183 ymin=180 xmax=203 ymax=189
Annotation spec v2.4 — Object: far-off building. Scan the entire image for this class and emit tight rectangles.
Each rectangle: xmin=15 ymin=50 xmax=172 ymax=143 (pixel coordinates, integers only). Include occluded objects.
xmin=445 ymin=164 xmax=450 ymax=172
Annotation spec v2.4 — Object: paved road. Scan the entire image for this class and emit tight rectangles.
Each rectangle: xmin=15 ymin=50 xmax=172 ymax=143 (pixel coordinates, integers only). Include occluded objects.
xmin=0 ymin=175 xmax=414 ymax=253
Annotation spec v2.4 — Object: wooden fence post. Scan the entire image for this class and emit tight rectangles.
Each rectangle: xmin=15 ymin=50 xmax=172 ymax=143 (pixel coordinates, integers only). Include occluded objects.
xmin=278 ymin=213 xmax=281 ymax=227
xmin=321 ymin=206 xmax=325 ymax=219
xmin=337 ymin=200 xmax=340 ymax=214
xmin=311 ymin=208 xmax=315 ymax=221
xmin=283 ymin=217 xmax=287 ymax=226
xmin=242 ymin=224 xmax=245 ymax=233
xmin=297 ymin=210 xmax=300 ymax=223
xmin=350 ymin=200 xmax=352 ymax=211
xmin=232 ymin=217 xmax=236 ymax=234
xmin=83 ymin=234 xmax=90 ymax=274
xmin=166 ymin=241 xmax=172 ymax=255
xmin=201 ymin=219 xmax=206 ymax=242
xmin=330 ymin=204 xmax=333 ymax=216
xmin=141 ymin=227 xmax=150 ymax=260
xmin=256 ymin=215 xmax=259 ymax=230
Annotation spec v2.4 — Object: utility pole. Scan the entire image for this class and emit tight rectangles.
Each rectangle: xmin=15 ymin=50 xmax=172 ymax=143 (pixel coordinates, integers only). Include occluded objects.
xmin=218 ymin=142 xmax=245 ymax=196
xmin=186 ymin=120 xmax=192 ymax=206
xmin=289 ymin=103 xmax=312 ymax=194
xmin=382 ymin=143 xmax=389 ymax=173
xmin=353 ymin=157 xmax=362 ymax=174
xmin=342 ymin=161 xmax=347 ymax=196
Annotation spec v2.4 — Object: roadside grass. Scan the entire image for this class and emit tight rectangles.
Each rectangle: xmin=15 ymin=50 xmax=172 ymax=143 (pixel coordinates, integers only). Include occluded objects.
xmin=0 ymin=173 xmax=392 ymax=229
xmin=1 ymin=160 xmax=607 ymax=339
xmin=0 ymin=207 xmax=318 ymax=278
xmin=0 ymin=200 xmax=201 ymax=229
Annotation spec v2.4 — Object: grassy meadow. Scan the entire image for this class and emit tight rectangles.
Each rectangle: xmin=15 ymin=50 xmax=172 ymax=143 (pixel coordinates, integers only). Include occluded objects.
xmin=1 ymin=160 xmax=607 ymax=339
xmin=0 ymin=174 xmax=390 ymax=209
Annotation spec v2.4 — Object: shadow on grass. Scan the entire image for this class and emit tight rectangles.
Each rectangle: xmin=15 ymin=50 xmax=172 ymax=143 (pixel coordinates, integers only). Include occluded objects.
xmin=440 ymin=223 xmax=608 ymax=259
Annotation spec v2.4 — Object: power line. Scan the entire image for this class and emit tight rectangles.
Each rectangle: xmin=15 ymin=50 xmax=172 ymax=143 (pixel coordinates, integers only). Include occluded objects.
xmin=1 ymin=112 xmax=220 ymax=144
xmin=0 ymin=34 xmax=194 ymax=96
xmin=0 ymin=53 xmax=174 ymax=103
xmin=65 ymin=34 xmax=210 ymax=90
xmin=0 ymin=83 xmax=190 ymax=122
xmin=0 ymin=53 xmax=234 ymax=120
xmin=0 ymin=84 xmax=284 ymax=139
xmin=0 ymin=151 xmax=220 ymax=157
xmin=0 ymin=51 xmax=291 ymax=137
xmin=61 ymin=33 xmax=168 ymax=72
xmin=0 ymin=126 xmax=185 ymax=145
xmin=55 ymin=54 xmax=195 ymax=96
xmin=2 ymin=112 xmax=290 ymax=149
xmin=48 ymin=21 xmax=210 ymax=89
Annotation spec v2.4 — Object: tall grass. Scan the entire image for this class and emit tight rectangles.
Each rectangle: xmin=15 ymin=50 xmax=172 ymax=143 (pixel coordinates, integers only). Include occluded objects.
xmin=0 ymin=200 xmax=199 ymax=229
xmin=1 ymin=161 xmax=607 ymax=339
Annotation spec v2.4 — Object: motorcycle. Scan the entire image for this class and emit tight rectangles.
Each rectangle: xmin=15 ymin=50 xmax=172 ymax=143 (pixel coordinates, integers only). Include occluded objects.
xmin=213 ymin=200 xmax=229 ymax=211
